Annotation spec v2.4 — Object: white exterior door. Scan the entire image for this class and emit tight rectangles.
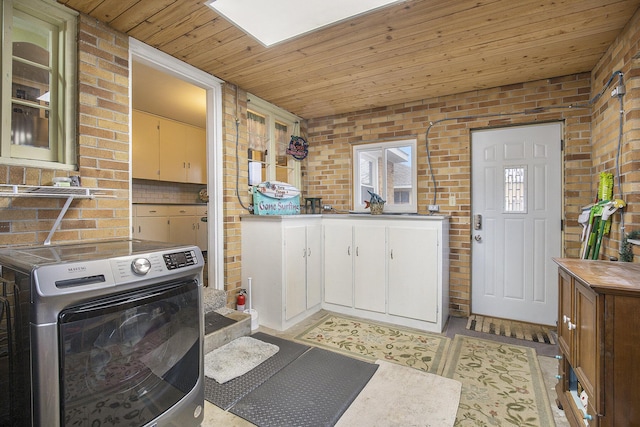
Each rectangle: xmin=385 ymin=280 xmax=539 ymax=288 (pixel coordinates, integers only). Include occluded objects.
xmin=471 ymin=122 xmax=562 ymax=326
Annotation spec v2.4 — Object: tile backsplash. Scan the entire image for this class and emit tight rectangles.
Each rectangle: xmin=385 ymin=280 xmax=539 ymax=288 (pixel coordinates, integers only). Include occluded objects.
xmin=132 ymin=179 xmax=206 ymax=204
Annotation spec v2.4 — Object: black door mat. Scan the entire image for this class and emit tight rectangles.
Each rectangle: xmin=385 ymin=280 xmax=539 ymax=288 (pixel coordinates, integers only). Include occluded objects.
xmin=204 ymin=332 xmax=310 ymax=410
xmin=204 ymin=311 xmax=237 ymax=335
xmin=230 ymin=346 xmax=379 ymax=427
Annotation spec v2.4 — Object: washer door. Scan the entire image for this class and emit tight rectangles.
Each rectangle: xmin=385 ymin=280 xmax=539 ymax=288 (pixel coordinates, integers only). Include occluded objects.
xmin=58 ymin=280 xmax=200 ymax=426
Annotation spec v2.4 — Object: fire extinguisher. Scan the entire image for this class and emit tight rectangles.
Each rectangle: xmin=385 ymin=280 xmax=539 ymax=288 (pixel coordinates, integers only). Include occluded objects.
xmin=236 ymin=289 xmax=246 ymax=311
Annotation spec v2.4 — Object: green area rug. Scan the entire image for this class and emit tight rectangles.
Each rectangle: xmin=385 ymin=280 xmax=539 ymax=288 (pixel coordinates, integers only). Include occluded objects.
xmin=295 ymin=314 xmax=450 ymax=375
xmin=442 ymin=335 xmax=555 ymax=427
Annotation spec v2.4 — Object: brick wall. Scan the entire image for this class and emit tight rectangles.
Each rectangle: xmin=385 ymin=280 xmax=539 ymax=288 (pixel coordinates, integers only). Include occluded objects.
xmin=221 ymin=83 xmax=249 ymax=306
xmin=305 ymin=75 xmax=593 ymax=317
xmin=0 ymin=15 xmax=130 ymax=246
xmin=590 ymin=7 xmax=640 ymax=261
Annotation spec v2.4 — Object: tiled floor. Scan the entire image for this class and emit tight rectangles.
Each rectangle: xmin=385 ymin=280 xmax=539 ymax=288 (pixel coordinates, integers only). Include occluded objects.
xmin=200 ymin=310 xmax=569 ymax=426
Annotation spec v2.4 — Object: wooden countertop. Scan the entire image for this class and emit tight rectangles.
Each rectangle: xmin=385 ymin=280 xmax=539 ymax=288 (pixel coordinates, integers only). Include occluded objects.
xmin=554 ymin=258 xmax=640 ymax=295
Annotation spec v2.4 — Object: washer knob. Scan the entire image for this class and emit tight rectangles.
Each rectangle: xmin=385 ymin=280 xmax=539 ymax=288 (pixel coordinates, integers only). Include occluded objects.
xmin=132 ymin=258 xmax=151 ymax=275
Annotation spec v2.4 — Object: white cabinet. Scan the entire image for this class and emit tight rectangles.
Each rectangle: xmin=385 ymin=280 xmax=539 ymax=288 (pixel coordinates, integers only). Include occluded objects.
xmin=323 ymin=216 xmax=449 ymax=333
xmin=324 ymin=223 xmax=354 ymax=307
xmin=133 ymin=204 xmax=208 ymax=251
xmin=133 ymin=205 xmax=169 ymax=241
xmin=241 ymin=216 xmax=322 ymax=331
xmin=132 ymin=110 xmax=207 ymax=184
xmin=388 ymin=227 xmax=439 ymax=322
xmin=324 ymin=223 xmax=386 ymax=313
xmin=167 ymin=205 xmax=208 ymax=252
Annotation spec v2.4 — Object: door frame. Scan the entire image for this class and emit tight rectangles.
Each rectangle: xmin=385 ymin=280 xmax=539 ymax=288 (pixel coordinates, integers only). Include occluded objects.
xmin=129 ymin=39 xmax=225 ymax=290
xmin=470 ymin=121 xmax=564 ymax=324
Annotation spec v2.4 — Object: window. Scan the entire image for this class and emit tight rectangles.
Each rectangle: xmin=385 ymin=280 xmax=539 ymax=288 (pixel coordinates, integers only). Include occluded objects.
xmin=352 ymin=139 xmax=417 ymax=213
xmin=247 ymin=93 xmax=301 ymax=189
xmin=504 ymin=166 xmax=527 ymax=213
xmin=1 ymin=0 xmax=77 ymax=168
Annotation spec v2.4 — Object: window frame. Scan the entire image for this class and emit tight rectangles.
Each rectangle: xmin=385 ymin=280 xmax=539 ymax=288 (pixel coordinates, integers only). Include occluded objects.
xmin=0 ymin=0 xmax=77 ymax=169
xmin=246 ymin=93 xmax=301 ymax=190
xmin=352 ymin=138 xmax=417 ymax=213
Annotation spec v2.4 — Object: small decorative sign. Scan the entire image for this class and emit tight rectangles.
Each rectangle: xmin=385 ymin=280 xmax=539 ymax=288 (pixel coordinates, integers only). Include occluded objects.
xmin=253 ymin=181 xmax=301 ymax=215
xmin=286 ymin=135 xmax=308 ymax=160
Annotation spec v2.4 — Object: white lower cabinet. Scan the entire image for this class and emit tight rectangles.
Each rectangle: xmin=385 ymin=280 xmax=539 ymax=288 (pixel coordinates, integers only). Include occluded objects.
xmin=323 ymin=216 xmax=449 ymax=333
xmin=133 ymin=204 xmax=208 ymax=252
xmin=241 ymin=216 xmax=322 ymax=331
xmin=241 ymin=215 xmax=449 ymax=333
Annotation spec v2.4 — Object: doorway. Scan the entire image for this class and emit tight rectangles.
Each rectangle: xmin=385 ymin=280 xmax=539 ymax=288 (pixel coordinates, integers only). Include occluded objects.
xmin=129 ymin=39 xmax=224 ymax=290
xmin=471 ymin=122 xmax=562 ymax=326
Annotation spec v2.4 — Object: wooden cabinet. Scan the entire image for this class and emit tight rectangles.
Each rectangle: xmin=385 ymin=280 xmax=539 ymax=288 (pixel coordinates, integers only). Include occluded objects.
xmin=132 ymin=204 xmax=169 ymax=241
xmin=323 ymin=216 xmax=449 ymax=333
xmin=167 ymin=205 xmax=208 ymax=252
xmin=554 ymin=258 xmax=640 ymax=427
xmin=132 ymin=110 xmax=206 ymax=184
xmin=241 ymin=216 xmax=323 ymax=331
xmin=132 ymin=110 xmax=160 ymax=180
xmin=133 ymin=204 xmax=208 ymax=251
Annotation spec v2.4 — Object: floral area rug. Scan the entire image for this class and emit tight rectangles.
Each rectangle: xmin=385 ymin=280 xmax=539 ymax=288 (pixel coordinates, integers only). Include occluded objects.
xmin=295 ymin=314 xmax=450 ymax=375
xmin=442 ymin=335 xmax=555 ymax=427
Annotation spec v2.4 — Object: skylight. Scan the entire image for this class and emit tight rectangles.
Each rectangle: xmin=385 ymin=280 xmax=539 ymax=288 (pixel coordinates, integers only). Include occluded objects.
xmin=205 ymin=0 xmax=403 ymax=47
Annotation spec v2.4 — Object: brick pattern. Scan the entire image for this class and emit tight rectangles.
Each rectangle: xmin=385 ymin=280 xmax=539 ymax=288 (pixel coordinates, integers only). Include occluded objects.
xmin=221 ymin=83 xmax=249 ymax=306
xmin=0 ymin=14 xmax=130 ymax=246
xmin=306 ymin=76 xmax=593 ymax=317
xmin=590 ymin=8 xmax=640 ymax=261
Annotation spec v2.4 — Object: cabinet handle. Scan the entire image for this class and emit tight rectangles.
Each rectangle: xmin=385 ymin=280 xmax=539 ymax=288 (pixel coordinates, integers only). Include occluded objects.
xmin=555 ymin=375 xmax=562 ymax=380
xmin=584 ymin=414 xmax=593 ymax=421
xmin=356 ymin=247 xmax=359 ymax=256
xmin=563 ymin=315 xmax=570 ymax=324
xmin=555 ymin=355 xmax=563 ymax=360
xmin=303 ymin=248 xmax=306 ymax=258
xmin=568 ymin=321 xmax=576 ymax=331
xmin=307 ymin=248 xmax=311 ymax=257
xmin=390 ymin=249 xmax=394 ymax=259
xmin=347 ymin=246 xmax=351 ymax=255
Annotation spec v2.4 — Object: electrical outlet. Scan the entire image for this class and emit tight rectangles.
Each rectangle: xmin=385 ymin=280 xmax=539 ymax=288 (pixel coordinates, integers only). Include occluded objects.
xmin=449 ymin=194 xmax=456 ymax=206
xmin=611 ymin=85 xmax=626 ymax=97
xmin=323 ymin=205 xmax=332 ymax=211
xmin=428 ymin=204 xmax=440 ymax=212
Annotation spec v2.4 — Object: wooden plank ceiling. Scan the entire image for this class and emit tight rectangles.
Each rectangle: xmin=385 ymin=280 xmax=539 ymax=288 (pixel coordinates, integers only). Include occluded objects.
xmin=59 ymin=0 xmax=640 ymax=119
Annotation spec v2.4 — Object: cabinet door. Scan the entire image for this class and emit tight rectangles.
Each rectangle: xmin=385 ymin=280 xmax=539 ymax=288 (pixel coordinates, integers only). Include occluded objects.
xmin=132 ymin=110 xmax=160 ymax=180
xmin=135 ymin=216 xmax=169 ymax=241
xmin=168 ymin=216 xmax=196 ymax=246
xmin=195 ymin=217 xmax=208 ymax=252
xmin=159 ymin=118 xmax=188 ymax=182
xmin=306 ymin=224 xmax=322 ymax=309
xmin=574 ymin=281 xmax=598 ymax=411
xmin=285 ymin=226 xmax=307 ymax=320
xmin=324 ymin=223 xmax=353 ymax=306
xmin=388 ymin=227 xmax=438 ymax=322
xmin=353 ymin=225 xmax=386 ymax=313
xmin=186 ymin=126 xmax=207 ymax=184
xmin=557 ymin=268 xmax=573 ymax=362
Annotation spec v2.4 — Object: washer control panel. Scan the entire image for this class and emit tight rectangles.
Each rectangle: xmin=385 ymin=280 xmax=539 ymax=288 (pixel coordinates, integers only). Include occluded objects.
xmin=163 ymin=250 xmax=199 ymax=270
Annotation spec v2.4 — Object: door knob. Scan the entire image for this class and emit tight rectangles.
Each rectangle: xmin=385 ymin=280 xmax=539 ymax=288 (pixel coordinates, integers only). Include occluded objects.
xmin=474 ymin=235 xmax=482 ymax=242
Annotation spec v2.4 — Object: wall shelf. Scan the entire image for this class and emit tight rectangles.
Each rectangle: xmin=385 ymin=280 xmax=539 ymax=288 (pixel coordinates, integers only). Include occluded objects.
xmin=0 ymin=184 xmax=112 ymax=245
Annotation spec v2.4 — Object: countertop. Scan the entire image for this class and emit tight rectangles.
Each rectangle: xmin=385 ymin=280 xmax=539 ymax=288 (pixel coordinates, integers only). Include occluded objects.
xmin=554 ymin=257 xmax=640 ymax=295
